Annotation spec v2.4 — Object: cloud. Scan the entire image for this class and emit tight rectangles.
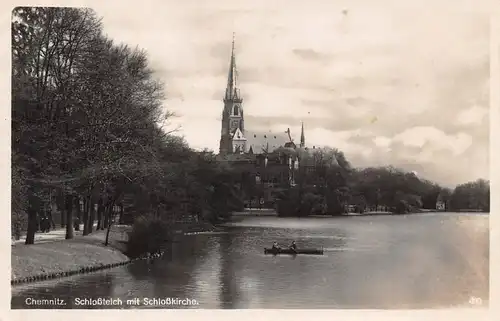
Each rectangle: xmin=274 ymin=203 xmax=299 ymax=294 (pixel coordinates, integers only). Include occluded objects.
xmin=456 ymin=105 xmax=489 ymax=126
xmin=392 ymin=127 xmax=473 ymax=157
xmin=92 ymin=0 xmax=491 ymax=187
xmin=292 ymin=49 xmax=332 ymax=62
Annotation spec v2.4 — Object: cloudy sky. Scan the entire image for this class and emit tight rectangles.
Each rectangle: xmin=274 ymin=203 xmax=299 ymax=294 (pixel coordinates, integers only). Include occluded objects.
xmin=91 ymin=0 xmax=490 ymax=187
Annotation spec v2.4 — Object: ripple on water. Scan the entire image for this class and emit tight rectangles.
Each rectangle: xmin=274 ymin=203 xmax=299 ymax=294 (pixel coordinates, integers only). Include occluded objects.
xmin=300 ymin=235 xmax=356 ymax=240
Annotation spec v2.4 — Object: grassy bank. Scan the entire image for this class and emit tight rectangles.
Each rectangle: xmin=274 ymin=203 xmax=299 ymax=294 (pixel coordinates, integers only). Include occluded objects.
xmin=11 ymin=227 xmax=130 ymax=283
xmin=11 ymin=222 xmax=220 ymax=284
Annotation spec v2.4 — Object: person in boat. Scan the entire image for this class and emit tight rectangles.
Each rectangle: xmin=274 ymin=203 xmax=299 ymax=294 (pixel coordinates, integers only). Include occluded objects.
xmin=289 ymin=241 xmax=297 ymax=251
xmin=271 ymin=242 xmax=280 ymax=250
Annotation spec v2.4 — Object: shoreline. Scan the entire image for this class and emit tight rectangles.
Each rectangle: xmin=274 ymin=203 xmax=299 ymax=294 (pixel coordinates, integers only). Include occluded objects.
xmin=11 ymin=228 xmax=131 ymax=286
xmin=11 ymin=223 xmax=220 ymax=287
xmin=273 ymin=211 xmax=434 ymax=219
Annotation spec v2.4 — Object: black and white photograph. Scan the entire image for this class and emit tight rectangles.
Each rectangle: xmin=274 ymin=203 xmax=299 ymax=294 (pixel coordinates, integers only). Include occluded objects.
xmin=10 ymin=0 xmax=490 ymax=310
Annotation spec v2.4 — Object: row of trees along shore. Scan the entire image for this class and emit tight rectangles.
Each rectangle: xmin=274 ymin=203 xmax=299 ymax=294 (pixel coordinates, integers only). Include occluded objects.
xmin=11 ymin=7 xmax=243 ymax=251
xmin=12 ymin=8 xmax=489 ymax=253
xmin=272 ymin=147 xmax=489 ymax=217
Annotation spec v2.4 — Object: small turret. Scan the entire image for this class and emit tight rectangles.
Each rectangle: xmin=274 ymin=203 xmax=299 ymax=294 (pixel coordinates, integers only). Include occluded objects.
xmin=300 ymin=122 xmax=305 ymax=148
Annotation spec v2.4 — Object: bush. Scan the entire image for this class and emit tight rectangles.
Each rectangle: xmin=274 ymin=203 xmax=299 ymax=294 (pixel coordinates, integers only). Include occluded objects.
xmin=325 ymin=192 xmax=345 ymax=216
xmin=311 ymin=199 xmax=327 ymax=215
xmin=276 ymin=188 xmax=299 ymax=217
xmin=277 ymin=199 xmax=298 ymax=217
xmin=276 ymin=188 xmax=325 ymax=217
xmin=126 ymin=215 xmax=172 ymax=258
xmin=300 ymin=192 xmax=322 ymax=216
xmin=392 ymin=199 xmax=410 ymax=214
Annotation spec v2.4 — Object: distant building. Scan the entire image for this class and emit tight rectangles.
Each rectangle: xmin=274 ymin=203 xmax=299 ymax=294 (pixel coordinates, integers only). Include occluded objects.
xmin=436 ymin=201 xmax=446 ymax=211
xmin=216 ymin=36 xmax=317 ymax=206
xmin=435 ymin=192 xmax=448 ymax=211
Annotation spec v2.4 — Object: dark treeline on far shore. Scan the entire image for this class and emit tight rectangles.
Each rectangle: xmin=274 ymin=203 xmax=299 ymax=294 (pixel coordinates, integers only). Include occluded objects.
xmin=11 ymin=7 xmax=489 ymax=257
xmin=268 ymin=146 xmax=489 ymax=217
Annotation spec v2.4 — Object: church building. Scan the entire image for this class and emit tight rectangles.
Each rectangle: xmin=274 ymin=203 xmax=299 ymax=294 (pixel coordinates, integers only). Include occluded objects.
xmin=218 ymin=36 xmax=306 ymax=156
xmin=216 ymin=36 xmax=317 ymax=207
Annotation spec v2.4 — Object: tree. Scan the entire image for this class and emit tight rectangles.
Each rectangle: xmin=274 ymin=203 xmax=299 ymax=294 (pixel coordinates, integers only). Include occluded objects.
xmin=450 ymin=179 xmax=490 ymax=212
xmin=12 ymin=7 xmax=102 ymax=242
xmin=276 ymin=147 xmax=353 ymax=216
xmin=11 ymin=7 xmax=175 ymax=244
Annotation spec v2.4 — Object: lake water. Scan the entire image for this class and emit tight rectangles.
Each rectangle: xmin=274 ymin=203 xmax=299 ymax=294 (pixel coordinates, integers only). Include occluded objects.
xmin=11 ymin=213 xmax=489 ymax=309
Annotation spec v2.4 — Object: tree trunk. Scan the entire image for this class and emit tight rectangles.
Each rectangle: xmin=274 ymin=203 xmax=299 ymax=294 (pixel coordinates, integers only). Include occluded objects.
xmin=89 ymin=198 xmax=96 ymax=233
xmin=74 ymin=196 xmax=81 ymax=231
xmin=104 ymin=201 xmax=115 ymax=246
xmin=47 ymin=190 xmax=56 ymax=229
xmin=85 ymin=197 xmax=93 ymax=234
xmin=25 ymin=207 xmax=37 ymax=245
xmin=119 ymin=203 xmax=124 ymax=224
xmin=48 ymin=208 xmax=56 ymax=229
xmin=47 ymin=189 xmax=55 ymax=229
xmin=65 ymin=194 xmax=74 ymax=239
xmin=82 ymin=196 xmax=90 ymax=236
xmin=103 ymin=203 xmax=110 ymax=229
xmin=97 ymin=197 xmax=104 ymax=230
xmin=55 ymin=192 xmax=65 ymax=228
xmin=25 ymin=186 xmax=40 ymax=244
xmin=60 ymin=193 xmax=67 ymax=228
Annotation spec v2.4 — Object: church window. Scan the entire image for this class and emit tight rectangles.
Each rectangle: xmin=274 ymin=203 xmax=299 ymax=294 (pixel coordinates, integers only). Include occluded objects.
xmin=254 ymin=134 xmax=256 ymax=138
xmin=233 ymin=105 xmax=240 ymax=115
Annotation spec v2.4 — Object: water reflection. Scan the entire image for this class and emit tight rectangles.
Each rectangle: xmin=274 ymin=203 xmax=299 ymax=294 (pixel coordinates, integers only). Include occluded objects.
xmin=12 ymin=213 xmax=489 ymax=309
xmin=218 ymin=231 xmax=239 ymax=308
xmin=12 ymin=274 xmax=115 ymax=309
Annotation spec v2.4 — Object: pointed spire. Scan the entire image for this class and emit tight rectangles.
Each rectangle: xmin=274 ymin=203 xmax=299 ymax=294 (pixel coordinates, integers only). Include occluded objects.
xmin=225 ymin=32 xmax=240 ymax=101
xmin=232 ymin=31 xmax=235 ymax=51
xmin=300 ymin=122 xmax=305 ymax=148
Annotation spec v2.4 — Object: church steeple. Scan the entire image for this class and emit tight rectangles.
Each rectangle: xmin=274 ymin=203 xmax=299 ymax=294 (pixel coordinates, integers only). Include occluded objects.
xmin=219 ymin=33 xmax=246 ymax=155
xmin=300 ymin=122 xmax=305 ymax=148
xmin=225 ymin=32 xmax=240 ymax=101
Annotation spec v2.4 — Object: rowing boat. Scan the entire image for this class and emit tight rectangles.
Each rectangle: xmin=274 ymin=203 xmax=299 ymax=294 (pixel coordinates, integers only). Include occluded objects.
xmin=264 ymin=248 xmax=324 ymax=255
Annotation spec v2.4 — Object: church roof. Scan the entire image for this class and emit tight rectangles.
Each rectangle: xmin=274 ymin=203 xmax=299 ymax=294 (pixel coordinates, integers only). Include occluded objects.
xmin=245 ymin=131 xmax=290 ymax=154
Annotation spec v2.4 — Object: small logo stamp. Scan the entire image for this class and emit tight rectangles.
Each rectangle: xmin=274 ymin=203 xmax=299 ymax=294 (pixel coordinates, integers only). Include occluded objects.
xmin=468 ymin=296 xmax=483 ymax=306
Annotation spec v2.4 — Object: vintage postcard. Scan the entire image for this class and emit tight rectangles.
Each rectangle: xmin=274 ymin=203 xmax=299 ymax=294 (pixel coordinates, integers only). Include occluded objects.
xmin=6 ymin=0 xmax=494 ymax=317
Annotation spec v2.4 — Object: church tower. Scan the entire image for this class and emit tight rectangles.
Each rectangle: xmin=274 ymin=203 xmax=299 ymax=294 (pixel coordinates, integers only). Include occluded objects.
xmin=219 ymin=34 xmax=246 ymax=155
